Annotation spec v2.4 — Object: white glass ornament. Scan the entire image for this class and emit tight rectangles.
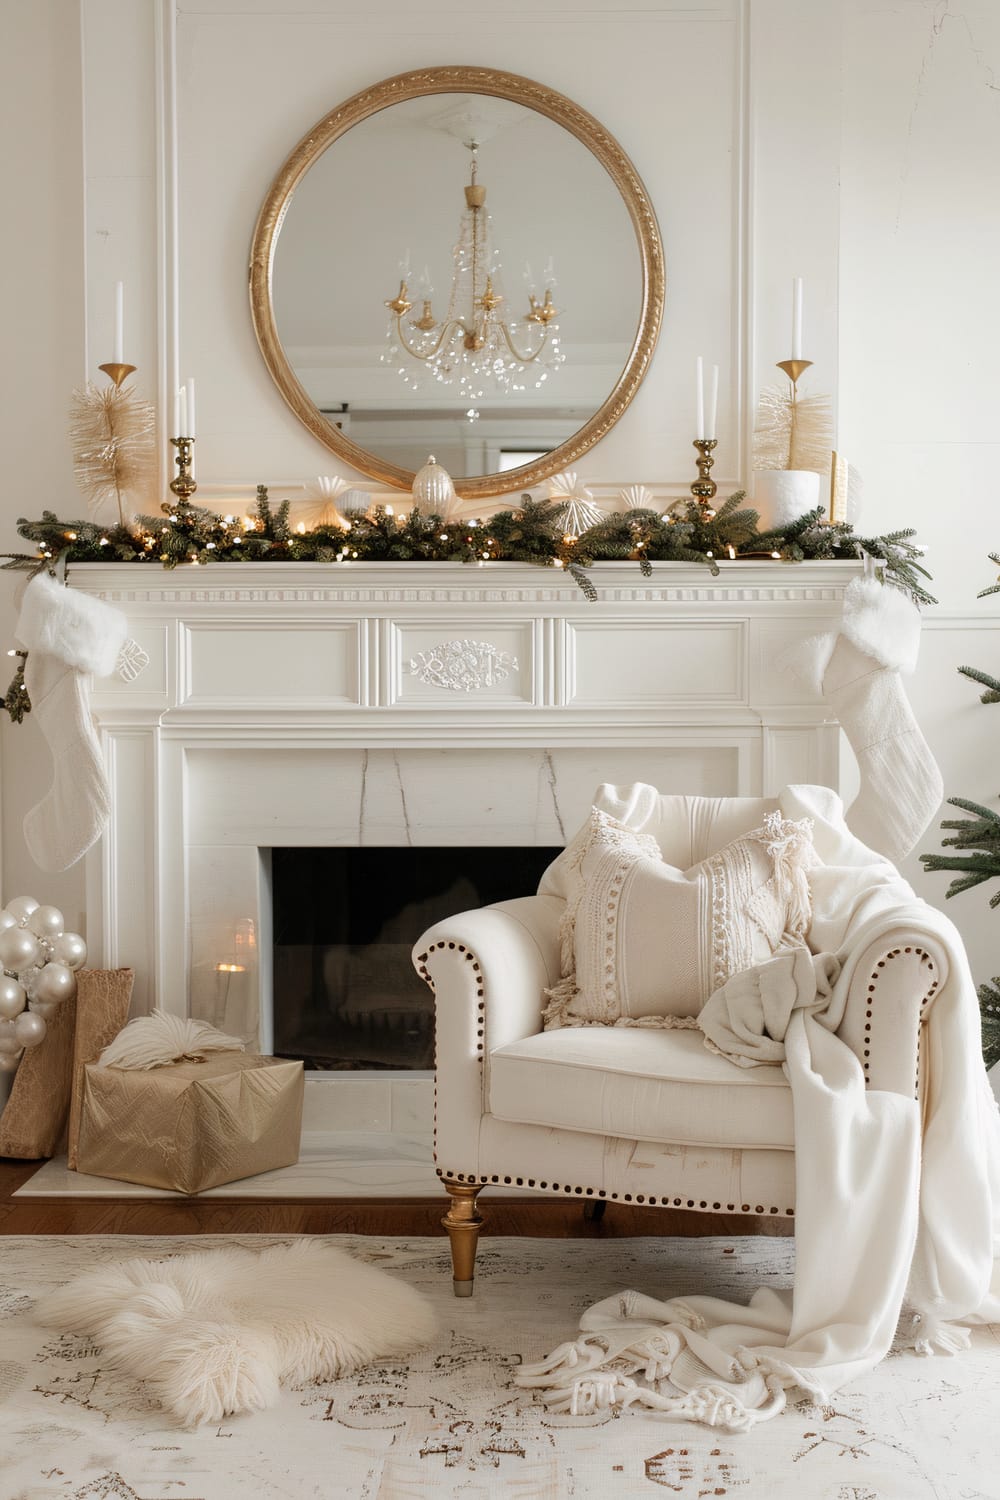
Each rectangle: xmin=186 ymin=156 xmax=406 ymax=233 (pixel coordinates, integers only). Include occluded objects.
xmin=0 ymin=910 xmax=17 ymax=934
xmin=0 ymin=926 xmax=41 ymax=972
xmin=14 ymin=1010 xmax=46 ymax=1048
xmin=0 ymin=976 xmax=27 ymax=1020
xmin=29 ymin=1000 xmax=59 ymax=1019
xmin=51 ymin=932 xmax=87 ymax=970
xmin=0 ymin=1020 xmax=20 ymax=1054
xmin=0 ymin=1051 xmax=21 ymax=1073
xmin=5 ymin=896 xmax=39 ymax=923
xmin=547 ymin=471 xmax=603 ymax=538
xmin=32 ymin=962 xmax=76 ymax=1005
xmin=412 ymin=456 xmax=459 ymax=518
xmin=26 ymin=905 xmax=65 ymax=939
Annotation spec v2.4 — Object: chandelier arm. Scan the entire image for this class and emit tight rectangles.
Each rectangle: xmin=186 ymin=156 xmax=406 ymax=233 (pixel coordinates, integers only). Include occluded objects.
xmin=392 ymin=314 xmax=459 ymax=361
xmin=498 ymin=320 xmax=550 ymax=365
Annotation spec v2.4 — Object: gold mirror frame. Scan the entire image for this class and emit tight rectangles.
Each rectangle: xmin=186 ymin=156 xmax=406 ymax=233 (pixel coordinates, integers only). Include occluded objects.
xmin=249 ymin=66 xmax=665 ymax=500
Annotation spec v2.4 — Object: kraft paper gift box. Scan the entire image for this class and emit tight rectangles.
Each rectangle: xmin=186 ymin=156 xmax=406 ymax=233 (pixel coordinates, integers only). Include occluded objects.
xmin=76 ymin=1051 xmax=304 ymax=1194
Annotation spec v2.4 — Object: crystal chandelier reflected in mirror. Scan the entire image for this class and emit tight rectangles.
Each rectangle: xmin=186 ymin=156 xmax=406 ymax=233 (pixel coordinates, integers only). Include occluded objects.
xmin=382 ymin=142 xmax=565 ymax=399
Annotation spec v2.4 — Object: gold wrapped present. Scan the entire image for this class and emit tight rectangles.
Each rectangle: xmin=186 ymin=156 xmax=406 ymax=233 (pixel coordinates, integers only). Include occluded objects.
xmin=76 ymin=1052 xmax=304 ymax=1194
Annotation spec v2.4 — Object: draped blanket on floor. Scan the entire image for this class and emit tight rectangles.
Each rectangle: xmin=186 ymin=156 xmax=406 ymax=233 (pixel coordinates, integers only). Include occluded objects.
xmin=514 ymin=785 xmax=1000 ymax=1432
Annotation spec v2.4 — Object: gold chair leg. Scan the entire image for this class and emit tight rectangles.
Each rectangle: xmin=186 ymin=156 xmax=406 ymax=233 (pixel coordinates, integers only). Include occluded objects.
xmin=442 ymin=1181 xmax=484 ymax=1298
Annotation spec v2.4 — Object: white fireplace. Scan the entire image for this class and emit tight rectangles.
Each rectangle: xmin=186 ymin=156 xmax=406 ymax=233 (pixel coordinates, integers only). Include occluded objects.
xmin=79 ymin=558 xmax=853 ymax=1140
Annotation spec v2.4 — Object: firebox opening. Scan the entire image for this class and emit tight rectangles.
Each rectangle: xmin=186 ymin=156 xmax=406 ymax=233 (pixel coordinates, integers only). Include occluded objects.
xmin=270 ymin=846 xmax=562 ymax=1070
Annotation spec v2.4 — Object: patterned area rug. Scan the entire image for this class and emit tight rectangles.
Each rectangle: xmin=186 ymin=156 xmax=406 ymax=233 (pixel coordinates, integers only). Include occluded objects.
xmin=0 ymin=1233 xmax=997 ymax=1500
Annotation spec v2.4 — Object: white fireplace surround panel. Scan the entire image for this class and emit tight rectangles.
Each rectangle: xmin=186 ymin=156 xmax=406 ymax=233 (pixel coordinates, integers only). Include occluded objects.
xmin=79 ymin=559 xmax=853 ymax=1129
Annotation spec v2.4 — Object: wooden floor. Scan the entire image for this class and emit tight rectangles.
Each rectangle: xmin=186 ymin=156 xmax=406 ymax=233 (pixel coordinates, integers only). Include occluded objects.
xmin=0 ymin=1157 xmax=793 ymax=1239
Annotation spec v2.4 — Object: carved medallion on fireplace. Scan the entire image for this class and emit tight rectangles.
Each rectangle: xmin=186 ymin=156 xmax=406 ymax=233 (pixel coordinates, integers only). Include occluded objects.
xmin=405 ymin=639 xmax=519 ymax=693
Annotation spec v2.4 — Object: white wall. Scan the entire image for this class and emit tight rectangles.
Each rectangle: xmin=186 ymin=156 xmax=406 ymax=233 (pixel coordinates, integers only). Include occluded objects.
xmin=2 ymin=0 xmax=999 ymax=1004
xmin=0 ymin=2 xmax=88 ymax=930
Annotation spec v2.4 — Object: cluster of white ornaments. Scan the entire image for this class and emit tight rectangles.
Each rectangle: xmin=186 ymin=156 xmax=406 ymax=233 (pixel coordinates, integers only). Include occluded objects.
xmin=0 ymin=897 xmax=86 ymax=1074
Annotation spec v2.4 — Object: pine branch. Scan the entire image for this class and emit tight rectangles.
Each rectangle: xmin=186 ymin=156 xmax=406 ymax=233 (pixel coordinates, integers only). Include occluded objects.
xmin=979 ymin=980 xmax=1000 ymax=1071
xmin=958 ymin=665 xmax=1000 ymax=703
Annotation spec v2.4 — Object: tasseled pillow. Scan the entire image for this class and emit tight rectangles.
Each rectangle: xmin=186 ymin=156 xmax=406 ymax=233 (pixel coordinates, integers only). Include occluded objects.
xmin=543 ymin=807 xmax=816 ymax=1029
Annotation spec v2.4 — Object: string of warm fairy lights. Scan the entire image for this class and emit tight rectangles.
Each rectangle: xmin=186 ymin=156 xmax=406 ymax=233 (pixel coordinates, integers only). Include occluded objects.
xmin=4 ymin=487 xmax=935 ymax=606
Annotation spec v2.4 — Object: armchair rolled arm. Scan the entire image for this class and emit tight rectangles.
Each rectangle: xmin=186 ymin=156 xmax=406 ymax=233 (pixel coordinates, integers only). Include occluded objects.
xmin=413 ymin=894 xmax=563 ymax=1170
xmin=839 ymin=930 xmax=948 ymax=1097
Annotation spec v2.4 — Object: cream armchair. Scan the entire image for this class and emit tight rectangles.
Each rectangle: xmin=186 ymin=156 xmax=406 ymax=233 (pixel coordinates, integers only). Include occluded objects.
xmin=413 ymin=785 xmax=945 ymax=1296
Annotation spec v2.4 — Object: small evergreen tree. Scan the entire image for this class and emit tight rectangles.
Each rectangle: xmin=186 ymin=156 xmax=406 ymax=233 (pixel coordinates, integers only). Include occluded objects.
xmin=920 ymin=554 xmax=1000 ymax=1068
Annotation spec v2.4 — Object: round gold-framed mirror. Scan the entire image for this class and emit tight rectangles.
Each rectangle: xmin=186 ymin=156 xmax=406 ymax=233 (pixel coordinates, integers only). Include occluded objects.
xmin=249 ymin=66 xmax=664 ymax=499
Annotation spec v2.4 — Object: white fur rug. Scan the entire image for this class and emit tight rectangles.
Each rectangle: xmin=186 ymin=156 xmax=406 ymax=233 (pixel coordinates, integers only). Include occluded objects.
xmin=34 ymin=1240 xmax=437 ymax=1428
xmin=1 ymin=1233 xmax=998 ymax=1499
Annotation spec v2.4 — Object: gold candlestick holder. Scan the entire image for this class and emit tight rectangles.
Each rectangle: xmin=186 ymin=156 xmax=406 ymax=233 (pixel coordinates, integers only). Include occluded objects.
xmin=98 ymin=361 xmax=138 ymax=389
xmin=690 ymin=438 xmax=718 ymax=501
xmin=776 ymin=358 xmax=812 ymax=391
xmin=167 ymin=436 xmax=196 ymax=510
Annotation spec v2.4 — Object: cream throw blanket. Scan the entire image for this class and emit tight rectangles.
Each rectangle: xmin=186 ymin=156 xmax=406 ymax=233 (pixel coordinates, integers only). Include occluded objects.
xmin=515 ymin=785 xmax=1000 ymax=1431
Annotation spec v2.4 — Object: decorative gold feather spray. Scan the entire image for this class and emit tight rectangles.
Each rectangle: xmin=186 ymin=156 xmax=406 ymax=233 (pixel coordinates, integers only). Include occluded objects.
xmin=752 ymin=385 xmax=833 ymax=476
xmin=69 ymin=382 xmax=156 ymax=526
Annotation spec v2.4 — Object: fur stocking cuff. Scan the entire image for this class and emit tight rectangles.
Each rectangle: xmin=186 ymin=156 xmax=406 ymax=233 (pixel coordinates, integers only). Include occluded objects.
xmin=16 ymin=569 xmax=127 ymax=678
xmin=840 ymin=576 xmax=921 ymax=675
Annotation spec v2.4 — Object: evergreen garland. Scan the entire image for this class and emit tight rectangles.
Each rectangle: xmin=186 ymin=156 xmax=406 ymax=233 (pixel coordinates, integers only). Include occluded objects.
xmin=919 ymin=556 xmax=1000 ymax=1068
xmin=1 ymin=488 xmax=935 ymax=605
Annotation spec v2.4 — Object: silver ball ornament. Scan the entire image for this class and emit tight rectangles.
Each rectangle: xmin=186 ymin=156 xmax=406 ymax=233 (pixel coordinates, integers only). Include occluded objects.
xmin=27 ymin=905 xmax=65 ymax=939
xmin=5 ymin=896 xmax=39 ymax=923
xmin=0 ymin=976 xmax=27 ymax=1020
xmin=0 ymin=1020 xmax=20 ymax=1054
xmin=0 ymin=926 xmax=41 ymax=972
xmin=32 ymin=963 xmax=76 ymax=1005
xmin=51 ymin=932 xmax=87 ymax=970
xmin=0 ymin=1051 xmax=21 ymax=1073
xmin=13 ymin=1010 xmax=46 ymax=1048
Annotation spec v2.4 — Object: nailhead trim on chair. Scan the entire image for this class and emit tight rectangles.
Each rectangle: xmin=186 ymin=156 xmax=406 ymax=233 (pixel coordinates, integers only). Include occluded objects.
xmin=415 ymin=941 xmax=487 ymax=1058
xmin=863 ymin=945 xmax=937 ymax=1097
xmin=435 ymin=1168 xmax=795 ymax=1216
xmin=429 ymin=942 xmax=941 ymax=1224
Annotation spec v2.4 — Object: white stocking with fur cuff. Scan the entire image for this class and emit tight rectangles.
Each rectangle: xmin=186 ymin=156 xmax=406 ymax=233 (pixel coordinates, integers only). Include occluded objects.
xmin=789 ymin=575 xmax=942 ymax=864
xmin=15 ymin=569 xmax=128 ymax=872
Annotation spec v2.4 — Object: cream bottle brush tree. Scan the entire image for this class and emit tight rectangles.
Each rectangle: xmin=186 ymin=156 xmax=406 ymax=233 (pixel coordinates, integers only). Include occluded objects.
xmin=68 ymin=283 xmax=156 ymax=527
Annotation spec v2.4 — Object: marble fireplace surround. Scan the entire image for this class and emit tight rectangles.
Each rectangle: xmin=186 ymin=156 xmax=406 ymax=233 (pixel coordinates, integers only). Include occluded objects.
xmin=63 ymin=559 xmax=854 ymax=1186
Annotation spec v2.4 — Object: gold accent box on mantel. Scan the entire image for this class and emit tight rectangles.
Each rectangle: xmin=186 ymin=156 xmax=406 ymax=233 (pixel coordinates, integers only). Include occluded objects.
xmin=76 ymin=1052 xmax=304 ymax=1194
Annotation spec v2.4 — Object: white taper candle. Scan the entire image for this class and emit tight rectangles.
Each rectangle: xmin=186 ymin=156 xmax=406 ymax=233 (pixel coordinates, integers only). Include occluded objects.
xmin=176 ymin=385 xmax=187 ymax=439
xmin=695 ymin=356 xmax=705 ymax=440
xmin=113 ymin=281 xmax=124 ymax=363
xmin=791 ymin=277 xmax=803 ymax=360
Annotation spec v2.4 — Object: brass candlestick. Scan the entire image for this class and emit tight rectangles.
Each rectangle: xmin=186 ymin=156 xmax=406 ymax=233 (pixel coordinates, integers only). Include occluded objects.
xmin=167 ymin=436 xmax=196 ymax=509
xmin=776 ymin=358 xmax=812 ymax=391
xmin=690 ymin=438 xmax=718 ymax=501
xmin=98 ymin=361 xmax=138 ymax=389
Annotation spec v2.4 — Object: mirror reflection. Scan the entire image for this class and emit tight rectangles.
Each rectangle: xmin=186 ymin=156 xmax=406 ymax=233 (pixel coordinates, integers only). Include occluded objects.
xmin=270 ymin=92 xmax=643 ymax=480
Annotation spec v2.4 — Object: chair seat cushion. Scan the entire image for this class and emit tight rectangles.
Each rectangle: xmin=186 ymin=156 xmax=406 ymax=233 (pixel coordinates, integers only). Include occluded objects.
xmin=489 ymin=1026 xmax=794 ymax=1151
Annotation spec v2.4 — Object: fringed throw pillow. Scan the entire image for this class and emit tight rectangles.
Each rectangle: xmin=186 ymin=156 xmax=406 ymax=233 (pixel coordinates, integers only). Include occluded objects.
xmin=543 ymin=808 xmax=816 ymax=1029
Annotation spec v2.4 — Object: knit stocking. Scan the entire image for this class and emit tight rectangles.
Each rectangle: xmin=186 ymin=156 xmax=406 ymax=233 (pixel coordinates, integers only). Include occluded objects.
xmin=822 ymin=635 xmax=943 ymax=863
xmin=16 ymin=570 xmax=128 ymax=872
xmin=785 ymin=575 xmax=942 ymax=863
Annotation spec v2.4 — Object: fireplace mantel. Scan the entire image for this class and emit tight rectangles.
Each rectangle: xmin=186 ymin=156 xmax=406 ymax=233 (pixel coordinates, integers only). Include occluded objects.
xmin=77 ymin=559 xmax=856 ymax=1070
